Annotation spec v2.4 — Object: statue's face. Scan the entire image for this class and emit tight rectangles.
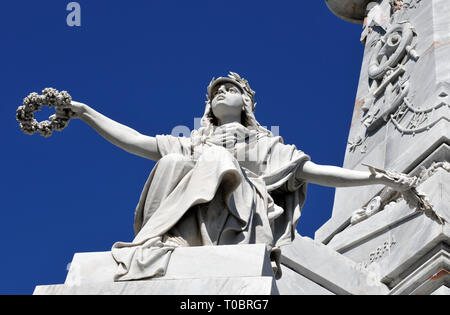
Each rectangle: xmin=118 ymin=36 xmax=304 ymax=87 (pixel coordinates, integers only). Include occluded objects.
xmin=211 ymin=83 xmax=244 ymax=123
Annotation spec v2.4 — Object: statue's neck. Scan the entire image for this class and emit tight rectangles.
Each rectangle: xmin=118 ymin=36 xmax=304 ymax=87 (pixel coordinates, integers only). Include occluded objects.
xmin=217 ymin=116 xmax=241 ymax=126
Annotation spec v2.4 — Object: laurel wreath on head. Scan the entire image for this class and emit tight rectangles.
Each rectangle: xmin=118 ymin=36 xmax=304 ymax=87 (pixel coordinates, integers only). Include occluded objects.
xmin=16 ymin=88 xmax=75 ymax=138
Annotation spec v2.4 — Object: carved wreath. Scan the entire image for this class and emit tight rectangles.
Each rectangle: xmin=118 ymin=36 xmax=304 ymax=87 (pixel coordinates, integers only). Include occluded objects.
xmin=16 ymin=88 xmax=75 ymax=138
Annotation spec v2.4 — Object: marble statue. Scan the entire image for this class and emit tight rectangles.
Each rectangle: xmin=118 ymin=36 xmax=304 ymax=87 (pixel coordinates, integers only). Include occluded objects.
xmin=62 ymin=72 xmax=416 ymax=281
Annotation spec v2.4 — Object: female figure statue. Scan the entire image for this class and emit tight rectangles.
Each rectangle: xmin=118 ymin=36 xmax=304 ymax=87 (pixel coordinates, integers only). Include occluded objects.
xmin=65 ymin=72 xmax=415 ymax=281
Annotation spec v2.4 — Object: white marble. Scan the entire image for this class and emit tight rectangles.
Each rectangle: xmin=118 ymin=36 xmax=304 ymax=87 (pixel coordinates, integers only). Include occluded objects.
xmin=280 ymin=233 xmax=389 ymax=295
xmin=327 ymin=168 xmax=449 ymax=252
xmin=315 ymin=0 xmax=450 ymax=295
xmin=275 ymin=264 xmax=334 ymax=295
xmin=388 ymin=244 xmax=450 ymax=295
xmin=317 ymin=0 xmax=450 ymax=249
xmin=65 ymin=244 xmax=273 ymax=286
xmin=431 ymin=285 xmax=450 ymax=295
xmin=35 ymin=276 xmax=278 ymax=295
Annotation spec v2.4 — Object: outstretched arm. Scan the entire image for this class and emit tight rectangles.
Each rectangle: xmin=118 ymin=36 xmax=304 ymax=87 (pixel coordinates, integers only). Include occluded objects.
xmin=66 ymin=101 xmax=162 ymax=161
xmin=296 ymin=160 xmax=412 ymax=191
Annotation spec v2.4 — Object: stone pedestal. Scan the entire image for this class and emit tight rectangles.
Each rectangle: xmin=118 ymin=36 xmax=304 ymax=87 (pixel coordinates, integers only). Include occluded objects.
xmin=320 ymin=0 xmax=450 ymax=294
xmin=35 ymin=236 xmax=395 ymax=295
xmin=34 ymin=244 xmax=279 ymax=295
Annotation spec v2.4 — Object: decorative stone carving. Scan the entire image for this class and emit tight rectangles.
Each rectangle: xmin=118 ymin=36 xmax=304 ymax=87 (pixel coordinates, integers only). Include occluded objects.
xmin=368 ymin=23 xmax=418 ymax=80
xmin=418 ymin=161 xmax=450 ymax=182
xmin=391 ymin=97 xmax=449 ymax=135
xmin=390 ymin=0 xmax=404 ymax=13
xmin=351 ymin=162 xmax=450 ymax=225
xmin=390 ymin=0 xmax=422 ymax=14
xmin=350 ymin=196 xmax=383 ymax=225
xmin=348 ymin=19 xmax=420 ymax=153
xmin=351 ymin=188 xmax=399 ymax=225
xmin=357 ymin=235 xmax=397 ymax=269
xmin=363 ymin=21 xmax=418 ymax=119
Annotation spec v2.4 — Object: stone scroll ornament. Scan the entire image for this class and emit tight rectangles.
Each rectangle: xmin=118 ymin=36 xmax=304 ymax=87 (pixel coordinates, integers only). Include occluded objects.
xmin=16 ymin=88 xmax=75 ymax=138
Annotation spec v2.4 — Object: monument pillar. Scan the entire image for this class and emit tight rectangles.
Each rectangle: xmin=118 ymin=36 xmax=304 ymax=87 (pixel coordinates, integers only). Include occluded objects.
xmin=317 ymin=0 xmax=450 ymax=294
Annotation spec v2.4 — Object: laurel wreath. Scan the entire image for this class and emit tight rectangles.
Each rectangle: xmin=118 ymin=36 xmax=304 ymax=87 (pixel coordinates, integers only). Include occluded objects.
xmin=16 ymin=88 xmax=75 ymax=138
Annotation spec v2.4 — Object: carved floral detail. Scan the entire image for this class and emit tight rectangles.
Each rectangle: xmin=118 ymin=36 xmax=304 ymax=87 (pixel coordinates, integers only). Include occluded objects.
xmin=16 ymin=88 xmax=75 ymax=138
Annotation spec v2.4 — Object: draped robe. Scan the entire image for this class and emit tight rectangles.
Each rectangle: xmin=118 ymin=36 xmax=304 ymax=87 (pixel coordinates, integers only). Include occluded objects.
xmin=111 ymin=122 xmax=310 ymax=281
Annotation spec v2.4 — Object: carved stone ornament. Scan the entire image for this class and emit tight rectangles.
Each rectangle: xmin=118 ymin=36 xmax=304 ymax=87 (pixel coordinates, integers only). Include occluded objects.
xmin=16 ymin=88 xmax=75 ymax=138
xmin=367 ymin=22 xmax=418 ymax=81
xmin=348 ymin=20 xmax=420 ymax=153
xmin=357 ymin=235 xmax=397 ymax=269
xmin=350 ymin=163 xmax=450 ymax=226
xmin=390 ymin=0 xmax=422 ymax=14
xmin=390 ymin=96 xmax=450 ymax=135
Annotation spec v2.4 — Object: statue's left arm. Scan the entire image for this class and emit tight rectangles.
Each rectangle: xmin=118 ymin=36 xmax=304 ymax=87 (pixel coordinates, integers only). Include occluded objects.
xmin=295 ymin=161 xmax=413 ymax=192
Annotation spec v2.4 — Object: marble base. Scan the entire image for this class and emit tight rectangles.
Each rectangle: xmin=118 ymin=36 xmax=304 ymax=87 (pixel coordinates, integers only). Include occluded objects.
xmin=34 ymin=276 xmax=278 ymax=295
xmin=63 ymin=244 xmax=274 ymax=286
xmin=34 ymin=244 xmax=278 ymax=295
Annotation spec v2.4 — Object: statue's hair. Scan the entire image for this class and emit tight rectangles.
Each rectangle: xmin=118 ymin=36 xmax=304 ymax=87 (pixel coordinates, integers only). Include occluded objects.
xmin=191 ymin=72 xmax=273 ymax=140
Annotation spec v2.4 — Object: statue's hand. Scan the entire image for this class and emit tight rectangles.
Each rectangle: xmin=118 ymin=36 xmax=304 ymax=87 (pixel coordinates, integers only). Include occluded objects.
xmin=363 ymin=163 xmax=419 ymax=192
xmin=383 ymin=171 xmax=419 ymax=192
xmin=58 ymin=100 xmax=87 ymax=119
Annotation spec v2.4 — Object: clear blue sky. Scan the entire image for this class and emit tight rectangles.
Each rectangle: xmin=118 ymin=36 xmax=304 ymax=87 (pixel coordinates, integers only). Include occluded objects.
xmin=0 ymin=1 xmax=364 ymax=294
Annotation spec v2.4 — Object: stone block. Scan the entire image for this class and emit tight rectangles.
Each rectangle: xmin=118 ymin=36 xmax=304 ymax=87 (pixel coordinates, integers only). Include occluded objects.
xmin=275 ymin=264 xmax=334 ymax=295
xmin=65 ymin=244 xmax=273 ymax=285
xmin=35 ymin=276 xmax=278 ymax=295
xmin=64 ymin=244 xmax=274 ymax=286
xmin=280 ymin=234 xmax=389 ymax=295
xmin=388 ymin=243 xmax=450 ymax=295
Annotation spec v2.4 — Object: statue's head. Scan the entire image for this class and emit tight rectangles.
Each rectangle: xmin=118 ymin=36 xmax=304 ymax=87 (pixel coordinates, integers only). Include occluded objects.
xmin=204 ymin=72 xmax=255 ymax=127
xmin=200 ymin=72 xmax=269 ymax=133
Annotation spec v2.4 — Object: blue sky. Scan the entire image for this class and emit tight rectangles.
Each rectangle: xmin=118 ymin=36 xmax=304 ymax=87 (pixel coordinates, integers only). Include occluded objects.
xmin=0 ymin=1 xmax=364 ymax=294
